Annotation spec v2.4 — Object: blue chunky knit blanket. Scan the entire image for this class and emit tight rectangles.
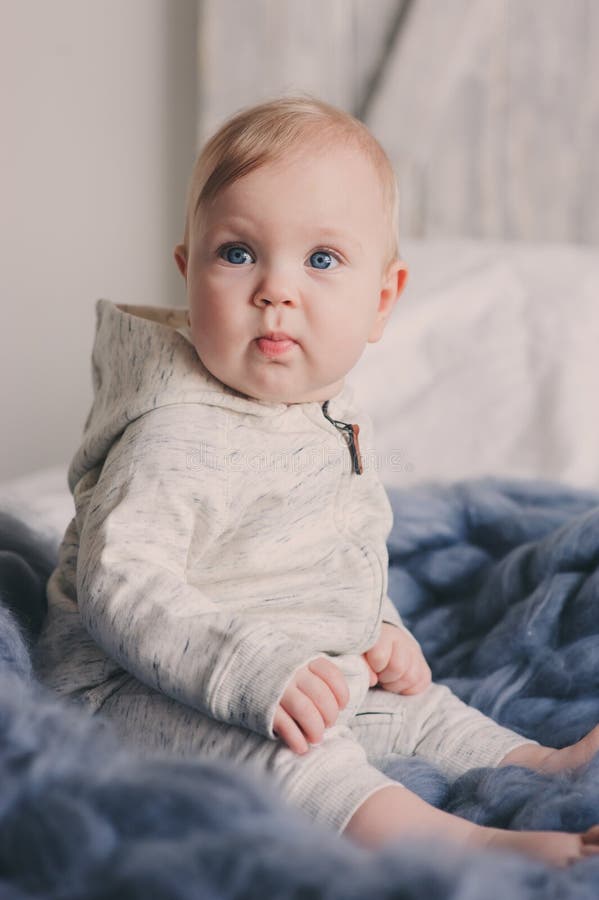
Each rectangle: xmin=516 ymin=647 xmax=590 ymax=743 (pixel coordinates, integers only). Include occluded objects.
xmin=1 ymin=476 xmax=599 ymax=898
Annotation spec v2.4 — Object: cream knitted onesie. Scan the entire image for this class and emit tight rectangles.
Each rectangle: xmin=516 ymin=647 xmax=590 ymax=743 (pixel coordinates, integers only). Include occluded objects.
xmin=33 ymin=299 xmax=538 ymax=833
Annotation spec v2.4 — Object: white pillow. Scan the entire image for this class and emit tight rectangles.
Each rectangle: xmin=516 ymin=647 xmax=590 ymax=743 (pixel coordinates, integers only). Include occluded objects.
xmin=349 ymin=239 xmax=599 ymax=490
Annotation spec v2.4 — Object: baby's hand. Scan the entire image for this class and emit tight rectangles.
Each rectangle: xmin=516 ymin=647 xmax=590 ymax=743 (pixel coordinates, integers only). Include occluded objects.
xmin=272 ymin=657 xmax=350 ymax=755
xmin=362 ymin=622 xmax=432 ymax=695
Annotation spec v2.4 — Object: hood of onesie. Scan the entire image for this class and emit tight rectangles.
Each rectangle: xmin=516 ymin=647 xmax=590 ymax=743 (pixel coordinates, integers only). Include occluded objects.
xmin=67 ymin=298 xmax=358 ymax=494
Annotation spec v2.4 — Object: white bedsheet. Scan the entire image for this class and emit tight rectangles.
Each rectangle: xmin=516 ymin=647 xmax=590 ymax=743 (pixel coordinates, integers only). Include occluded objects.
xmin=0 ymin=464 xmax=73 ymax=542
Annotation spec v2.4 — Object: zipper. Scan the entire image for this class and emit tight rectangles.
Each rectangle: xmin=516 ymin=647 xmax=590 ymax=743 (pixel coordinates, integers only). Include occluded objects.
xmin=321 ymin=398 xmax=380 ymax=644
xmin=321 ymin=401 xmax=364 ymax=475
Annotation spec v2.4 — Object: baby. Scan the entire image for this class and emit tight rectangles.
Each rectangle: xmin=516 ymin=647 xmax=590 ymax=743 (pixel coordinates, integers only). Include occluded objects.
xmin=36 ymin=94 xmax=599 ymax=868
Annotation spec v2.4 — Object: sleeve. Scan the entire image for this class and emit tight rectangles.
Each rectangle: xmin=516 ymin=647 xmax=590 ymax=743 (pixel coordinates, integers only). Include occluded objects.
xmin=381 ymin=593 xmax=420 ymax=643
xmin=76 ymin=404 xmax=328 ymax=741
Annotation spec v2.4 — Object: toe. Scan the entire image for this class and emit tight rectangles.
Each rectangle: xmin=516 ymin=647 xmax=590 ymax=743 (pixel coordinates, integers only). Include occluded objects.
xmin=581 ymin=825 xmax=599 ymax=845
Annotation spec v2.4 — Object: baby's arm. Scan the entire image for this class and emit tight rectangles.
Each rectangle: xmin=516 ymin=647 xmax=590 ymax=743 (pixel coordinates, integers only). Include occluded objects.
xmin=76 ymin=405 xmax=334 ymax=741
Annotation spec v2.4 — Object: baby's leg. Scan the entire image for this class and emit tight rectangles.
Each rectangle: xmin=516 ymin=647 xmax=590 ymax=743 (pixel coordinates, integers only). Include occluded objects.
xmin=343 ymin=683 xmax=599 ymax=866
xmin=373 ymin=681 xmax=542 ymax=778
xmin=96 ymin=675 xmax=599 ymax=867
xmin=500 ymin=725 xmax=599 ymax=775
xmin=342 ymin=784 xmax=599 ymax=867
xmin=93 ymin=669 xmax=398 ymax=830
xmin=381 ymin=680 xmax=599 ymax=780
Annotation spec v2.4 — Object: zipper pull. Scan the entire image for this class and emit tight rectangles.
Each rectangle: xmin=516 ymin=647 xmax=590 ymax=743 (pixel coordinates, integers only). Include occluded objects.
xmin=321 ymin=401 xmax=364 ymax=475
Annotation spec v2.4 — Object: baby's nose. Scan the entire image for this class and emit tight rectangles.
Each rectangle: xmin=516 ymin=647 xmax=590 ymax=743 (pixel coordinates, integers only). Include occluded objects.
xmin=252 ymin=272 xmax=298 ymax=307
xmin=253 ymin=292 xmax=297 ymax=307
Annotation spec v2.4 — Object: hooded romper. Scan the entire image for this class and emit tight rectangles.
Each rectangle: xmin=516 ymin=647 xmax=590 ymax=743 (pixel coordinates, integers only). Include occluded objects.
xmin=33 ymin=300 xmax=538 ymax=834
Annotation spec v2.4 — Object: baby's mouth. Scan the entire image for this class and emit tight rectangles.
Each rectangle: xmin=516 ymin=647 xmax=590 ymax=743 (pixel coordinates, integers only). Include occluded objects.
xmin=255 ymin=335 xmax=297 ymax=357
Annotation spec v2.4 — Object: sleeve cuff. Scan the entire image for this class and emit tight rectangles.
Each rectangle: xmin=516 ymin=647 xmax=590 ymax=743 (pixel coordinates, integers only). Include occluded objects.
xmin=207 ymin=622 xmax=328 ymax=740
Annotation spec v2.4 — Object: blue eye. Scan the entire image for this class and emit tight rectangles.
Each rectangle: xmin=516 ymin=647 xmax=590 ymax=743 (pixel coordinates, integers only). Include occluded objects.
xmin=309 ymin=250 xmax=338 ymax=270
xmin=217 ymin=244 xmax=340 ymax=269
xmin=219 ymin=244 xmax=253 ymax=265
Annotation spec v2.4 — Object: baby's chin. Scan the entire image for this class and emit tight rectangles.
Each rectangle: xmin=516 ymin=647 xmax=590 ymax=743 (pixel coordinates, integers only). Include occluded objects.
xmin=240 ymin=378 xmax=346 ymax=406
xmin=229 ymin=382 xmax=341 ymax=407
xmin=240 ymin=388 xmax=329 ymax=406
xmin=197 ymin=358 xmax=344 ymax=406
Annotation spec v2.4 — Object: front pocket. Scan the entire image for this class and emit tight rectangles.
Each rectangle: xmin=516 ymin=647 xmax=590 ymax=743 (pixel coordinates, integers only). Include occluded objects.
xmin=347 ymin=711 xmax=394 ymax=759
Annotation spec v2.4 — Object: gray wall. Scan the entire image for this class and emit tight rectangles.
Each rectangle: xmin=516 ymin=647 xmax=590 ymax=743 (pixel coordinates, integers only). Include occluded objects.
xmin=0 ymin=0 xmax=197 ymax=481
xmin=197 ymin=0 xmax=599 ymax=244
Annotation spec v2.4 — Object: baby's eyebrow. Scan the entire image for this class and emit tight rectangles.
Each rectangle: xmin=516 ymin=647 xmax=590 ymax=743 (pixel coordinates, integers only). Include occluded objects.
xmin=208 ymin=221 xmax=363 ymax=252
xmin=316 ymin=229 xmax=363 ymax=252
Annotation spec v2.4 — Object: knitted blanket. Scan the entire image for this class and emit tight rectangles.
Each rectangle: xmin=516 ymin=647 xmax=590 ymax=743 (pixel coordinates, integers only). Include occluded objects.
xmin=1 ymin=476 xmax=599 ymax=898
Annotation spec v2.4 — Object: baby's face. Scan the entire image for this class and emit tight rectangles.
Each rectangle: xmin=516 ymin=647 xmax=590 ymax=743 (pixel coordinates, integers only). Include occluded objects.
xmin=174 ymin=141 xmax=407 ymax=404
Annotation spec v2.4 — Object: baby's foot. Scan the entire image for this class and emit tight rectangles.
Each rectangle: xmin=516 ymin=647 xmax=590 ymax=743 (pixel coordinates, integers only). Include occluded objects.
xmin=480 ymin=824 xmax=599 ymax=868
xmin=537 ymin=724 xmax=599 ymax=775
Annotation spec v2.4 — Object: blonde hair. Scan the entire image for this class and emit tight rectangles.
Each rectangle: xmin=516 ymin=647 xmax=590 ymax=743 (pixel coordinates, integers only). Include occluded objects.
xmin=181 ymin=93 xmax=400 ymax=273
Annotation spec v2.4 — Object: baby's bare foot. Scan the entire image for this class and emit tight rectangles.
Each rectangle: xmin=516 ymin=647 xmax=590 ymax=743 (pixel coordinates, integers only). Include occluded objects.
xmin=478 ymin=824 xmax=599 ymax=868
xmin=537 ymin=724 xmax=599 ymax=775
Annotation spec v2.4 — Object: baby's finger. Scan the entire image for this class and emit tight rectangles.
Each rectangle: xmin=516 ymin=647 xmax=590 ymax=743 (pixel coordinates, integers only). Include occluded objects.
xmin=308 ymin=657 xmax=350 ymax=710
xmin=364 ymin=659 xmax=379 ymax=687
xmin=400 ymin=660 xmax=432 ymax=693
xmin=382 ymin=642 xmax=419 ymax=681
xmin=272 ymin=706 xmax=310 ymax=755
xmin=377 ymin=661 xmax=411 ymax=686
xmin=364 ymin=641 xmax=393 ymax=674
xmin=295 ymin=669 xmax=341 ymax=729
xmin=280 ymin=685 xmax=327 ymax=744
xmin=399 ymin=672 xmax=432 ymax=695
xmin=380 ymin=661 xmax=427 ymax=693
xmin=385 ymin=649 xmax=429 ymax=684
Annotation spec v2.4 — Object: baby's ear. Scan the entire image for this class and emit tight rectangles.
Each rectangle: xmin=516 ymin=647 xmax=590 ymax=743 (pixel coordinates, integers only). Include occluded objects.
xmin=174 ymin=244 xmax=188 ymax=279
xmin=368 ymin=260 xmax=408 ymax=343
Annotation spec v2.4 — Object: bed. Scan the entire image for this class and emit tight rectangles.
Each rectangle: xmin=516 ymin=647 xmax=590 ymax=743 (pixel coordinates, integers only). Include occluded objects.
xmin=2 ymin=238 xmax=599 ymax=898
